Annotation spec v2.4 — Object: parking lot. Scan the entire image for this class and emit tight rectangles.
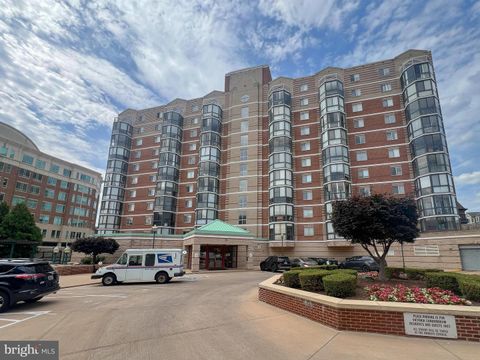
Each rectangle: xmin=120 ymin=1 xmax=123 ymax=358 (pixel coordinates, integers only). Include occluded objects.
xmin=1 ymin=271 xmax=478 ymax=360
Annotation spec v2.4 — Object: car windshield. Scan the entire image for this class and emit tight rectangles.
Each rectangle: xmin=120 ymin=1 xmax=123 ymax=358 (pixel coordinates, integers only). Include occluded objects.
xmin=301 ymin=258 xmax=317 ymax=265
xmin=117 ymin=253 xmax=128 ymax=265
xmin=278 ymin=257 xmax=289 ymax=261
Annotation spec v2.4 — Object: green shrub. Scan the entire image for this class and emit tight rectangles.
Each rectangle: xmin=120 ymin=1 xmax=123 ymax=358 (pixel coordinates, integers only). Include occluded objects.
xmin=323 ymin=273 xmax=357 ymax=298
xmin=291 ymin=266 xmax=323 ymax=271
xmin=333 ymin=269 xmax=358 ymax=277
xmin=299 ymin=270 xmax=332 ymax=292
xmin=425 ymin=272 xmax=460 ymax=294
xmin=80 ymin=257 xmax=92 ymax=264
xmin=458 ymin=277 xmax=480 ymax=301
xmin=283 ymin=270 xmax=303 ymax=288
xmin=386 ymin=267 xmax=443 ymax=280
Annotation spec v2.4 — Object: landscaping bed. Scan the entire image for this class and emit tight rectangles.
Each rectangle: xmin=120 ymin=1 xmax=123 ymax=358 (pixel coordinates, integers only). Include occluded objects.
xmin=278 ymin=267 xmax=480 ymax=306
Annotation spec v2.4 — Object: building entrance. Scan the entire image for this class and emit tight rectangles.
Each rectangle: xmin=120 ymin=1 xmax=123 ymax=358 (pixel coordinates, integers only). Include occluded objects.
xmin=199 ymin=245 xmax=237 ymax=270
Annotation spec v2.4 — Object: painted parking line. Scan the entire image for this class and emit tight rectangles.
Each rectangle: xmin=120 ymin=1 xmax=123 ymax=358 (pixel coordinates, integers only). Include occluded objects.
xmin=0 ymin=311 xmax=50 ymax=330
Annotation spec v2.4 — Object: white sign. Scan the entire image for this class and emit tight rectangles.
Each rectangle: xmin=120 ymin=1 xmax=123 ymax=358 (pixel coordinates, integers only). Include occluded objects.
xmin=404 ymin=313 xmax=457 ymax=339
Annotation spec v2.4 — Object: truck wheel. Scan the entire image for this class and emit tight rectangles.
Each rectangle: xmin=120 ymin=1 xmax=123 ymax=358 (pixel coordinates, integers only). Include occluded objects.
xmin=155 ymin=272 xmax=170 ymax=284
xmin=102 ymin=274 xmax=116 ymax=286
xmin=0 ymin=291 xmax=11 ymax=313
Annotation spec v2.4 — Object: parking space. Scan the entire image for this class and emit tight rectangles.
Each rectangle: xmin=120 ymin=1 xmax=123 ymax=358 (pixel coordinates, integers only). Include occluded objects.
xmin=1 ymin=271 xmax=478 ymax=360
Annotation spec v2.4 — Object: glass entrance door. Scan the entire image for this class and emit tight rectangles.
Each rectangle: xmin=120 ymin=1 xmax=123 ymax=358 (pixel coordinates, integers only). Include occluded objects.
xmin=200 ymin=245 xmax=238 ymax=270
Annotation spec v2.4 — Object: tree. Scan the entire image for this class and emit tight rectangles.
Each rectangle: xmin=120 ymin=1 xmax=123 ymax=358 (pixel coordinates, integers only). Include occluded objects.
xmin=0 ymin=202 xmax=9 ymax=224
xmin=331 ymin=194 xmax=419 ymax=281
xmin=70 ymin=237 xmax=119 ymax=264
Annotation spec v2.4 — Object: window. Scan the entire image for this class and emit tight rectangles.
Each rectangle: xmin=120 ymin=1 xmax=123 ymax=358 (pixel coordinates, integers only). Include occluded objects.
xmin=352 ymin=103 xmax=363 ymax=112
xmin=239 ymin=179 xmax=248 ymax=192
xmin=190 ymin=129 xmax=197 ymax=138
xmin=60 ymin=181 xmax=68 ymax=189
xmin=185 ymin=199 xmax=193 ymax=208
xmin=300 ymin=111 xmax=309 ymax=120
xmin=353 ymin=118 xmax=364 ymax=128
xmin=45 ymin=189 xmax=55 ymax=199
xmin=35 ymin=159 xmax=46 ymax=169
xmin=386 ymin=130 xmax=398 ymax=141
xmin=55 ymin=204 xmax=65 ymax=213
xmin=351 ymin=89 xmax=361 ymax=97
xmin=183 ymin=214 xmax=192 ymax=223
xmin=192 ymin=104 xmax=199 ymax=112
xmin=133 ymin=164 xmax=140 ymax=171
xmin=388 ymin=148 xmax=400 ymax=158
xmin=355 ymin=134 xmax=366 ymax=144
xmin=149 ymin=175 xmax=156 ymax=182
xmin=136 ymin=139 xmax=143 ymax=146
xmin=2 ymin=179 xmax=7 ymax=187
xmin=301 ymin=142 xmax=311 ymax=151
xmin=151 ymin=161 xmax=158 ymax=169
xmin=384 ymin=113 xmax=396 ymax=124
xmin=42 ymin=202 xmax=52 ymax=211
xmin=303 ymin=190 xmax=313 ymax=200
xmin=356 ymin=151 xmax=368 ymax=161
xmin=126 ymin=217 xmax=133 ymax=225
xmin=128 ymin=203 xmax=135 ymax=212
xmin=132 ymin=177 xmax=138 ymax=184
xmin=134 ymin=151 xmax=141 ymax=159
xmin=148 ymin=188 xmax=155 ymax=196
xmin=238 ymin=195 xmax=247 ymax=208
xmin=392 ymin=183 xmax=405 ymax=194
xmin=240 ymin=134 xmax=248 ymax=146
xmin=304 ymin=226 xmax=314 ymax=236
xmin=187 ymin=171 xmax=195 ymax=179
xmin=300 ymin=98 xmax=309 ymax=106
xmin=350 ymin=74 xmax=360 ymax=82
xmin=238 ymin=213 xmax=247 ymax=225
xmin=139 ymin=127 xmax=145 ymax=133
xmin=241 ymin=106 xmax=249 ymax=118
xmin=154 ymin=136 xmax=161 ymax=143
xmin=379 ymin=68 xmax=390 ymax=76
xmin=303 ymin=207 xmax=313 ymax=218
xmin=358 ymin=169 xmax=369 ymax=179
xmin=302 ymin=174 xmax=312 ymax=183
xmin=58 ymin=192 xmax=67 ymax=201
xmin=301 ymin=158 xmax=311 ymax=167
xmin=145 ymin=216 xmax=152 ymax=225
xmin=39 ymin=215 xmax=49 ymax=224
xmin=29 ymin=185 xmax=40 ymax=194
xmin=300 ymin=84 xmax=308 ymax=92
xmin=391 ymin=165 xmax=402 ymax=176
xmin=240 ymin=148 xmax=248 ymax=161
xmin=145 ymin=254 xmax=155 ymax=267
xmin=15 ymin=182 xmax=28 ymax=192
xmin=240 ymin=120 xmax=249 ymax=132
xmin=128 ymin=255 xmax=142 ymax=266
xmin=359 ymin=186 xmax=371 ymax=196
xmin=189 ymin=143 xmax=196 ymax=151
xmin=186 ymin=184 xmax=194 ymax=193
xmin=300 ymin=126 xmax=310 ymax=136
xmin=147 ymin=202 xmax=154 ymax=210
xmin=240 ymin=163 xmax=248 ymax=176
xmin=130 ymin=190 xmax=136 ymax=198
xmin=381 ymin=83 xmax=392 ymax=92
xmin=192 ymin=117 xmax=199 ymax=124
xmin=22 ymin=154 xmax=34 ymax=165
xmin=186 ymin=156 xmax=194 ymax=165
xmin=383 ymin=98 xmax=394 ymax=108
xmin=26 ymin=199 xmax=37 ymax=209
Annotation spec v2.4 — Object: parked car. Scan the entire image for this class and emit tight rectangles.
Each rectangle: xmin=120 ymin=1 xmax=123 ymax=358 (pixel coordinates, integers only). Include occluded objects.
xmin=308 ymin=257 xmax=338 ymax=266
xmin=92 ymin=249 xmax=186 ymax=285
xmin=291 ymin=258 xmax=319 ymax=268
xmin=0 ymin=259 xmax=60 ymax=313
xmin=338 ymin=256 xmax=379 ymax=272
xmin=260 ymin=256 xmax=291 ymax=272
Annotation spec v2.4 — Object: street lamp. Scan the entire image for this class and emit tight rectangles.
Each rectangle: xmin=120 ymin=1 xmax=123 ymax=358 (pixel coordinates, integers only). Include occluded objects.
xmin=152 ymin=225 xmax=159 ymax=248
xmin=63 ymin=245 xmax=71 ymax=264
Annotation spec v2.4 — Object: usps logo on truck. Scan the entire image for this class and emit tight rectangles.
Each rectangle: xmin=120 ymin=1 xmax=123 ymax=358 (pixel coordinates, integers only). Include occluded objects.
xmin=157 ymin=254 xmax=173 ymax=264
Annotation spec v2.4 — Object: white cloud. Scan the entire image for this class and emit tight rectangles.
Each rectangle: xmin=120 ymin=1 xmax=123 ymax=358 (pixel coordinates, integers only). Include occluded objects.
xmin=455 ymin=172 xmax=480 ymax=185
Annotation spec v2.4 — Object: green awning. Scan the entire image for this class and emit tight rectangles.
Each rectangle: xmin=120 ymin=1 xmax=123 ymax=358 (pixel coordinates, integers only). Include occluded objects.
xmin=185 ymin=219 xmax=253 ymax=237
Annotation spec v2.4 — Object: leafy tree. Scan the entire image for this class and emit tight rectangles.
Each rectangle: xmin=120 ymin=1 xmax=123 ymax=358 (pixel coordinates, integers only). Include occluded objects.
xmin=332 ymin=194 xmax=419 ymax=281
xmin=70 ymin=237 xmax=119 ymax=264
xmin=0 ymin=202 xmax=9 ymax=224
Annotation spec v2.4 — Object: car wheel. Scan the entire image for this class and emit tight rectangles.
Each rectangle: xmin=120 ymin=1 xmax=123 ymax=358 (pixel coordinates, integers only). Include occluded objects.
xmin=271 ymin=264 xmax=278 ymax=272
xmin=102 ymin=273 xmax=116 ymax=286
xmin=0 ymin=290 xmax=10 ymax=313
xmin=260 ymin=263 xmax=265 ymax=271
xmin=155 ymin=272 xmax=170 ymax=284
xmin=361 ymin=265 xmax=370 ymax=272
xmin=24 ymin=297 xmax=43 ymax=304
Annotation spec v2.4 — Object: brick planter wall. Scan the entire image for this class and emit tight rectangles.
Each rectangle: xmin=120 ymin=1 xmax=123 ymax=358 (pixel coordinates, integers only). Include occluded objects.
xmin=259 ymin=277 xmax=480 ymax=342
xmin=53 ymin=265 xmax=99 ymax=275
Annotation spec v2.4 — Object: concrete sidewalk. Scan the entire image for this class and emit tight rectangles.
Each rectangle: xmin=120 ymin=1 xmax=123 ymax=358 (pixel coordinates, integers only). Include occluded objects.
xmin=60 ymin=273 xmax=101 ymax=288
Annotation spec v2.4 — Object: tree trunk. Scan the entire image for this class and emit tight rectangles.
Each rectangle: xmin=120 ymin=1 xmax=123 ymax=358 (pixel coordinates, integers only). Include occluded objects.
xmin=92 ymin=254 xmax=97 ymax=265
xmin=378 ymin=257 xmax=388 ymax=281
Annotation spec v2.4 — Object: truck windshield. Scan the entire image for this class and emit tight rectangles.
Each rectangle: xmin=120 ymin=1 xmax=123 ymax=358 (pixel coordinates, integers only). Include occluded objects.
xmin=117 ymin=253 xmax=127 ymax=265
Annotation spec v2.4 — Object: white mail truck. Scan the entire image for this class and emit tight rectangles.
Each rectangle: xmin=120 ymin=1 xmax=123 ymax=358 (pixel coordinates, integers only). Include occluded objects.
xmin=92 ymin=249 xmax=185 ymax=286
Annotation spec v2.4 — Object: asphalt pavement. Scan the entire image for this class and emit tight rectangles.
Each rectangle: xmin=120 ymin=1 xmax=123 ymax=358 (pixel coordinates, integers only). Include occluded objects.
xmin=0 ymin=271 xmax=478 ymax=360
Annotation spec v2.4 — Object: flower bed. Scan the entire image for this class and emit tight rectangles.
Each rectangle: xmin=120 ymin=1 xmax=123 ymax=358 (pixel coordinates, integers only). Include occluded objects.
xmin=365 ymin=284 xmax=471 ymax=306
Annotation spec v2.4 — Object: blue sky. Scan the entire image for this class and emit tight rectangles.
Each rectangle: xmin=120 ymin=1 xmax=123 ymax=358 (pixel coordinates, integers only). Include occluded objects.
xmin=0 ymin=0 xmax=479 ymax=210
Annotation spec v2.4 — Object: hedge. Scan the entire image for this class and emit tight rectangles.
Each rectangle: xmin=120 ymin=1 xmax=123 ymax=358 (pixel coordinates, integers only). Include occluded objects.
xmin=333 ymin=269 xmax=358 ymax=277
xmin=323 ymin=273 xmax=357 ymax=298
xmin=283 ymin=270 xmax=303 ymax=288
xmin=425 ymin=272 xmax=460 ymax=294
xmin=298 ymin=270 xmax=332 ymax=292
xmin=458 ymin=277 xmax=480 ymax=301
xmin=385 ymin=267 xmax=443 ymax=280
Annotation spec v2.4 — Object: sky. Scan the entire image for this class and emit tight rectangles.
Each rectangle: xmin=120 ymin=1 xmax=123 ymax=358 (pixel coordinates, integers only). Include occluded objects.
xmin=0 ymin=0 xmax=479 ymax=210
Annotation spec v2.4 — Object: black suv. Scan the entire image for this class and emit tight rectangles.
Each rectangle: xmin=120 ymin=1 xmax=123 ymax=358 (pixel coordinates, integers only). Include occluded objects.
xmin=260 ymin=256 xmax=291 ymax=272
xmin=338 ymin=256 xmax=379 ymax=272
xmin=0 ymin=259 xmax=60 ymax=312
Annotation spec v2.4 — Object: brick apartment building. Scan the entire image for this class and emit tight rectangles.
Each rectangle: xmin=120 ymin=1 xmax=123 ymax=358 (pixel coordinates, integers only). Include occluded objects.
xmin=98 ymin=49 xmax=479 ymax=271
xmin=0 ymin=122 xmax=101 ymax=248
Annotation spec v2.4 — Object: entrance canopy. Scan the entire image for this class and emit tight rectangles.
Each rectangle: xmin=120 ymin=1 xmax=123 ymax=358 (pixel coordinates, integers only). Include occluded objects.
xmin=184 ymin=219 xmax=253 ymax=239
